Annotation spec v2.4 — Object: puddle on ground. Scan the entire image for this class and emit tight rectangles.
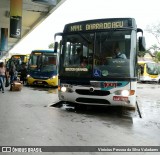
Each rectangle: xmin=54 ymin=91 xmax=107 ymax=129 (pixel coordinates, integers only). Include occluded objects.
xmin=137 ymin=87 xmax=143 ymax=89
xmin=47 ymin=89 xmax=58 ymax=94
xmin=50 ymin=101 xmax=138 ymax=120
xmin=29 ymin=86 xmax=58 ymax=94
xmin=132 ymin=99 xmax=160 ymax=133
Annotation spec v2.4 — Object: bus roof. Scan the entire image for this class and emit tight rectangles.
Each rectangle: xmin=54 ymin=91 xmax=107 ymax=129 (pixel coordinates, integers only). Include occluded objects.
xmin=11 ymin=54 xmax=29 ymax=56
xmin=63 ymin=18 xmax=137 ymax=33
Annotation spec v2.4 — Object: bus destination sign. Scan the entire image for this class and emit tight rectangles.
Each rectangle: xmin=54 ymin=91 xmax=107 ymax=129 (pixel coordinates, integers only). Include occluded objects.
xmin=65 ymin=19 xmax=130 ymax=32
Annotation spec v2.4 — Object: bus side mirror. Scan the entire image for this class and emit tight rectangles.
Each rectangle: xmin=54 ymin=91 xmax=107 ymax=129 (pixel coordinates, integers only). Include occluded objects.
xmin=54 ymin=42 xmax=58 ymax=53
xmin=139 ymin=36 xmax=146 ymax=51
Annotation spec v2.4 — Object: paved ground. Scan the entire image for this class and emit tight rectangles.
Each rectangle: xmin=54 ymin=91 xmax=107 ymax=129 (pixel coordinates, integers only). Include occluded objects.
xmin=0 ymin=83 xmax=160 ymax=155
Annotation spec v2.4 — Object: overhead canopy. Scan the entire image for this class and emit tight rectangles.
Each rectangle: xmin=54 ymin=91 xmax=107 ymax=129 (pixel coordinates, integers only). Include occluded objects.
xmin=0 ymin=0 xmax=66 ymax=58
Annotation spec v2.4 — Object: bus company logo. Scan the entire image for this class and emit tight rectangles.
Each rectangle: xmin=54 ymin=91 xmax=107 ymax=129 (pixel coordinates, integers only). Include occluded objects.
xmin=103 ymin=82 xmax=117 ymax=88
xmin=1 ymin=147 xmax=42 ymax=153
xmin=89 ymin=87 xmax=95 ymax=92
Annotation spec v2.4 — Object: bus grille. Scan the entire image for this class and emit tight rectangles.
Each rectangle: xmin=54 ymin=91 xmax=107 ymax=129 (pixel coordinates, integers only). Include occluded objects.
xmin=75 ymin=89 xmax=110 ymax=96
xmin=33 ymin=81 xmax=48 ymax=85
xmin=76 ymin=98 xmax=111 ymax=104
xmin=32 ymin=76 xmax=49 ymax=80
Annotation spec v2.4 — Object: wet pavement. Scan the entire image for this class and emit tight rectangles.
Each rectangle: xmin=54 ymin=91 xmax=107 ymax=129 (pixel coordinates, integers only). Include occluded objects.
xmin=0 ymin=83 xmax=160 ymax=154
xmin=134 ymin=83 xmax=160 ymax=143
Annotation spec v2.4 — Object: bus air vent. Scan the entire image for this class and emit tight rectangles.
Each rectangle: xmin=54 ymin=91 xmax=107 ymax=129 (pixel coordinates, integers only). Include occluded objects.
xmin=75 ymin=89 xmax=110 ymax=96
xmin=76 ymin=98 xmax=111 ymax=104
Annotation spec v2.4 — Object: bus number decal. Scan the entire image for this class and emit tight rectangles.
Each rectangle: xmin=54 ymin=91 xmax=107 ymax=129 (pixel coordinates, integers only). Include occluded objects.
xmin=103 ymin=82 xmax=117 ymax=88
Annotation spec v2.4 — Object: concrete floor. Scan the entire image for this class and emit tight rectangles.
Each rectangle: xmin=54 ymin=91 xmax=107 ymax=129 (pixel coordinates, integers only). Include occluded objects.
xmin=0 ymin=83 xmax=160 ymax=155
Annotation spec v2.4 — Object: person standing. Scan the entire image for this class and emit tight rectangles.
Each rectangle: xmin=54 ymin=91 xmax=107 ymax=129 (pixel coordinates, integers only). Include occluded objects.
xmin=9 ymin=61 xmax=16 ymax=84
xmin=19 ymin=62 xmax=27 ymax=84
xmin=73 ymin=47 xmax=83 ymax=64
xmin=0 ymin=62 xmax=7 ymax=93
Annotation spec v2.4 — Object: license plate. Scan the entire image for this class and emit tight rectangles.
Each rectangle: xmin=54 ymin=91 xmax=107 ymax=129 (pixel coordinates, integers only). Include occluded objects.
xmin=151 ymin=79 xmax=156 ymax=81
xmin=113 ymin=96 xmax=128 ymax=101
xmin=37 ymin=81 xmax=42 ymax=84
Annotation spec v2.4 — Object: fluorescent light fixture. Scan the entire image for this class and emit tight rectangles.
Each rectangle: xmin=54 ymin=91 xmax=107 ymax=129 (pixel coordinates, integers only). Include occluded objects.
xmin=32 ymin=0 xmax=57 ymax=5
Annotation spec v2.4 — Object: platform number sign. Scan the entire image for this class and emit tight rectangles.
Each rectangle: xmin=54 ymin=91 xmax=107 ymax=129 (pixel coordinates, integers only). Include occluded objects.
xmin=10 ymin=0 xmax=22 ymax=38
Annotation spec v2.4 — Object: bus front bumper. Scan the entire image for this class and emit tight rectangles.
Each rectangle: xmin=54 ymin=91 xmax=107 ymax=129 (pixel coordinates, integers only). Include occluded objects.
xmin=58 ymin=86 xmax=136 ymax=108
xmin=140 ymin=76 xmax=159 ymax=82
xmin=27 ymin=76 xmax=58 ymax=87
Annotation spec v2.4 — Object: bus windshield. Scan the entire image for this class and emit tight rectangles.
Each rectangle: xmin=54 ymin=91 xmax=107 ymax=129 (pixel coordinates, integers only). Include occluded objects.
xmin=146 ymin=63 xmax=158 ymax=75
xmin=60 ymin=30 xmax=134 ymax=78
xmin=12 ymin=55 xmax=25 ymax=62
xmin=6 ymin=54 xmax=29 ymax=72
xmin=29 ymin=53 xmax=57 ymax=72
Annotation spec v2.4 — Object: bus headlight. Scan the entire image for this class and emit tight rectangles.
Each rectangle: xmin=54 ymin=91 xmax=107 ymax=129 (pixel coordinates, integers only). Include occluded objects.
xmin=61 ymin=86 xmax=67 ymax=92
xmin=114 ymin=90 xmax=135 ymax=96
xmin=27 ymin=74 xmax=31 ymax=78
xmin=50 ymin=76 xmax=56 ymax=79
xmin=121 ymin=90 xmax=130 ymax=96
xmin=59 ymin=84 xmax=73 ymax=93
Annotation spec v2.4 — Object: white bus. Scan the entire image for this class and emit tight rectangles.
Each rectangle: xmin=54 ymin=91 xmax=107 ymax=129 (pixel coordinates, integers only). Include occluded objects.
xmin=54 ymin=18 xmax=146 ymax=109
